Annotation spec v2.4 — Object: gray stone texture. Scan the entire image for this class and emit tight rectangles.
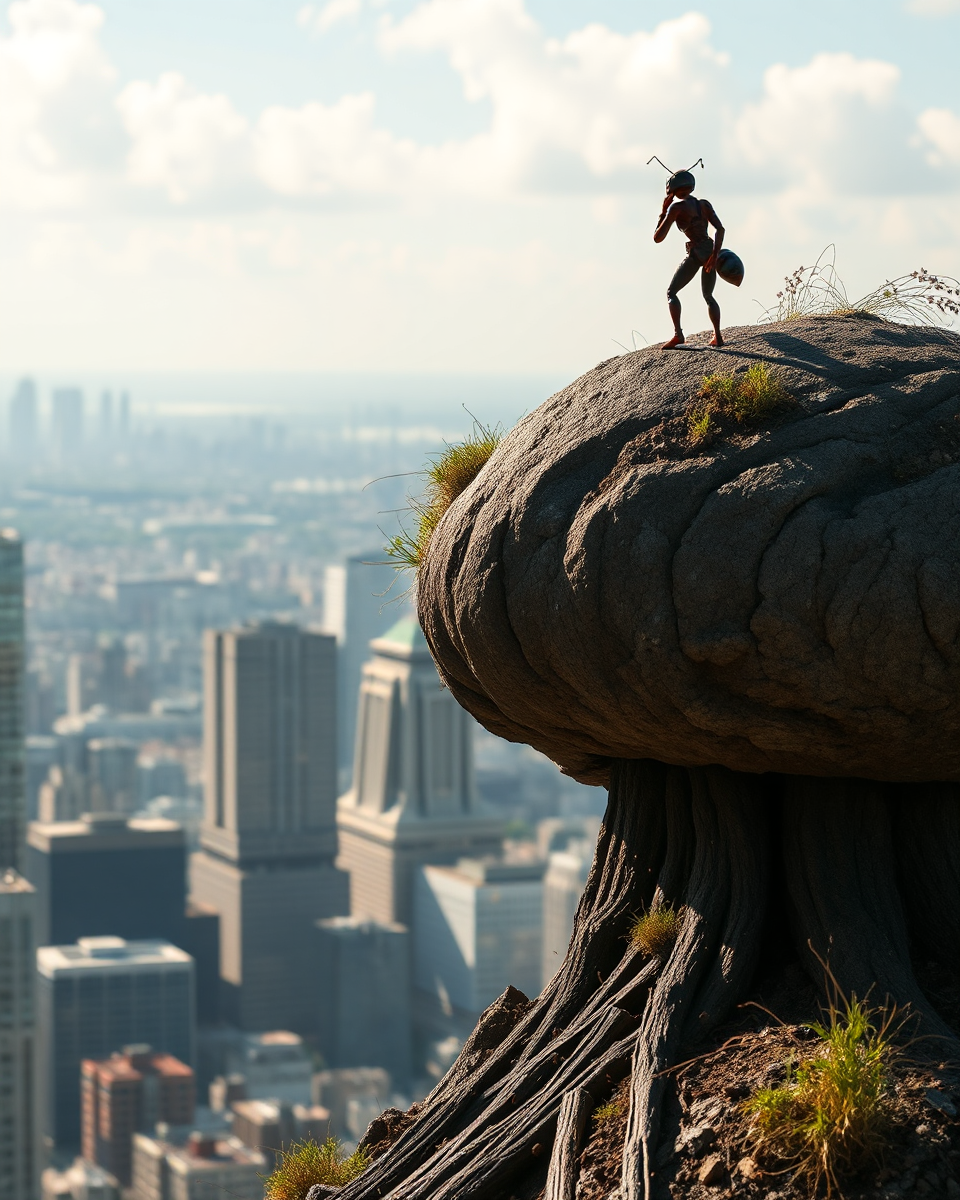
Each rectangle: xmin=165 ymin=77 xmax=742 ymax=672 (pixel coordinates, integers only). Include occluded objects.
xmin=418 ymin=315 xmax=960 ymax=785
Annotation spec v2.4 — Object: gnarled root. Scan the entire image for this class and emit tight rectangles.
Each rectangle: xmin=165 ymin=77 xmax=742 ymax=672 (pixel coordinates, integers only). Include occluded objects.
xmin=336 ymin=765 xmax=960 ymax=1200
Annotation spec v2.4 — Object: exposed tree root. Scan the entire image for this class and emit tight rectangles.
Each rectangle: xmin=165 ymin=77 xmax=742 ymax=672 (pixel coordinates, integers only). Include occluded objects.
xmin=335 ymin=764 xmax=960 ymax=1200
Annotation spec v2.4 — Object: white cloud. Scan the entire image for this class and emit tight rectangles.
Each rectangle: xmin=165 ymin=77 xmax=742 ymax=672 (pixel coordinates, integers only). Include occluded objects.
xmin=917 ymin=107 xmax=960 ymax=167
xmin=733 ymin=53 xmax=922 ymax=196
xmin=254 ymin=93 xmax=419 ymax=198
xmin=379 ymin=4 xmax=731 ymax=193
xmin=905 ymin=0 xmax=960 ymax=14
xmin=0 ymin=0 xmax=121 ymax=208
xmin=297 ymin=0 xmax=363 ymax=36
xmin=117 ymin=73 xmax=251 ymax=205
xmin=1 ymin=0 xmax=959 ymax=219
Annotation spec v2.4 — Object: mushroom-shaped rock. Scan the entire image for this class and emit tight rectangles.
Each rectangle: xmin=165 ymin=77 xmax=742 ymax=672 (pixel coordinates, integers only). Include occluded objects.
xmin=420 ymin=314 xmax=960 ymax=786
xmin=340 ymin=318 xmax=960 ymax=1200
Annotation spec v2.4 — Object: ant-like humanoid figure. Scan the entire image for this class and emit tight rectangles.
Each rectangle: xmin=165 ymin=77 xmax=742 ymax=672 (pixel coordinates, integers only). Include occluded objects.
xmin=651 ymin=158 xmax=725 ymax=349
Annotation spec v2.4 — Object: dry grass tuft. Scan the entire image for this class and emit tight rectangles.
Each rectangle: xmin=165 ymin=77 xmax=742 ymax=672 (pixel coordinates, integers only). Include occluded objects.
xmin=760 ymin=244 xmax=960 ymax=326
xmin=630 ymin=903 xmax=682 ymax=958
xmin=687 ymin=361 xmax=792 ymax=444
xmin=385 ymin=422 xmax=502 ymax=570
xmin=263 ymin=1137 xmax=370 ymax=1200
xmin=745 ymin=997 xmax=898 ymax=1197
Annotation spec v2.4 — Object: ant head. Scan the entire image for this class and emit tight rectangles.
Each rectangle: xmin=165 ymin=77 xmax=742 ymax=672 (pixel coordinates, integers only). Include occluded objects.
xmin=667 ymin=170 xmax=695 ymax=195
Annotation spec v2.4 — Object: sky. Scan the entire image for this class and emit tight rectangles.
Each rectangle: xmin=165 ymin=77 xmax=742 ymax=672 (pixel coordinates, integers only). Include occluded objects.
xmin=2 ymin=0 xmax=960 ymax=378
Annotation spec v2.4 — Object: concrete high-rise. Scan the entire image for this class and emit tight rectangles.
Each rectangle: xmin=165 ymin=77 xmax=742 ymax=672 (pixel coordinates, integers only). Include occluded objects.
xmin=0 ymin=529 xmax=25 ymax=871
xmin=26 ymin=814 xmax=187 ymax=948
xmin=9 ymin=378 xmax=38 ymax=454
xmin=314 ymin=916 xmax=411 ymax=1087
xmin=413 ymin=859 xmax=544 ymax=1041
xmin=337 ymin=617 xmax=503 ymax=927
xmin=37 ymin=937 xmax=195 ymax=1151
xmin=323 ymin=554 xmax=400 ymax=781
xmin=190 ymin=622 xmax=348 ymax=1032
xmin=0 ymin=870 xmax=38 ymax=1200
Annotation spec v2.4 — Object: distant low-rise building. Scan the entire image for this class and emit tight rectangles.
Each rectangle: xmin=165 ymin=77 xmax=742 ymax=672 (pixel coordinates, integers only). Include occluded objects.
xmin=312 ymin=1067 xmax=391 ymax=1141
xmin=81 ymin=1046 xmax=195 ymax=1185
xmin=230 ymin=1031 xmax=313 ymax=1105
xmin=230 ymin=1100 xmax=330 ymax=1166
xmin=41 ymin=1158 xmax=120 ymax=1200
xmin=37 ymin=937 xmax=195 ymax=1151
xmin=131 ymin=1131 xmax=266 ymax=1200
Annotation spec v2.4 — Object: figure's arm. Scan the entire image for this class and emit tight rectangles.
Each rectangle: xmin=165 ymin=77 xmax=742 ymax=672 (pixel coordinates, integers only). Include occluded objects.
xmin=703 ymin=200 xmax=724 ymax=272
xmin=654 ymin=195 xmax=677 ymax=243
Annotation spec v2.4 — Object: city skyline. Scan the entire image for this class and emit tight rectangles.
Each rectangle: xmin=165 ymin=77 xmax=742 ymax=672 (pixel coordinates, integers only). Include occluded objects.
xmin=1 ymin=1 xmax=958 ymax=374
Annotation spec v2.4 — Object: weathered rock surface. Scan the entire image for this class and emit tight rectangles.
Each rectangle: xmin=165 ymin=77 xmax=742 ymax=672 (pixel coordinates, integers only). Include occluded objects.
xmin=418 ymin=315 xmax=960 ymax=785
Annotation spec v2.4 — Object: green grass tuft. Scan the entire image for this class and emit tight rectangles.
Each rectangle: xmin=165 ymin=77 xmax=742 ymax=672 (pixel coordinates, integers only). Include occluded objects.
xmin=630 ymin=903 xmax=682 ymax=958
xmin=745 ymin=998 xmax=898 ymax=1197
xmin=688 ymin=361 xmax=792 ymax=443
xmin=263 ymin=1137 xmax=370 ymax=1200
xmin=385 ymin=421 xmax=502 ymax=571
xmin=592 ymin=1098 xmax=625 ymax=1124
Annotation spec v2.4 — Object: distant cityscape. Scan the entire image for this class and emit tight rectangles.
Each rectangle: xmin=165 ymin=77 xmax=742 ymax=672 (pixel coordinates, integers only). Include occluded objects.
xmin=0 ymin=377 xmax=603 ymax=1200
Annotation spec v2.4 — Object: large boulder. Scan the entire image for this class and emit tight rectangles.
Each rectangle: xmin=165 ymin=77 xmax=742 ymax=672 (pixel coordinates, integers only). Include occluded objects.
xmin=418 ymin=315 xmax=960 ymax=785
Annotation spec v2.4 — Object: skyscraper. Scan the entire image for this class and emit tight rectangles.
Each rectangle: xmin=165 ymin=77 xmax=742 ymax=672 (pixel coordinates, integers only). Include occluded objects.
xmin=51 ymin=389 xmax=84 ymax=455
xmin=190 ymin=622 xmax=348 ymax=1032
xmin=37 ymin=937 xmax=195 ymax=1151
xmin=336 ymin=616 xmax=503 ymax=927
xmin=9 ymin=378 xmax=38 ymax=454
xmin=323 ymin=554 xmax=401 ymax=782
xmin=0 ymin=529 xmax=25 ymax=871
xmin=0 ymin=870 xmax=38 ymax=1200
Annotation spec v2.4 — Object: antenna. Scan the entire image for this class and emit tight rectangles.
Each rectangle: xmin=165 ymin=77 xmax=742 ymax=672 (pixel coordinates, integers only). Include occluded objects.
xmin=686 ymin=157 xmax=705 ymax=171
xmin=646 ymin=155 xmax=674 ymax=173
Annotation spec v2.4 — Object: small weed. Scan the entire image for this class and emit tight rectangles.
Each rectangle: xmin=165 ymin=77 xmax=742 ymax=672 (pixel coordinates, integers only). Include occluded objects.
xmin=759 ymin=245 xmax=960 ymax=326
xmin=263 ymin=1137 xmax=370 ymax=1200
xmin=630 ymin=903 xmax=682 ymax=958
xmin=385 ymin=421 xmax=502 ymax=571
xmin=593 ymin=1098 xmax=625 ymax=1124
xmin=745 ymin=997 xmax=898 ymax=1197
xmin=688 ymin=362 xmax=792 ymax=443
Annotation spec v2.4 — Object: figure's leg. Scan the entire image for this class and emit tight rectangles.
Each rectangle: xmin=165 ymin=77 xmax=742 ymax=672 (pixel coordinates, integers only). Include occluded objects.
xmin=664 ymin=255 xmax=699 ymax=349
xmin=702 ymin=265 xmax=723 ymax=347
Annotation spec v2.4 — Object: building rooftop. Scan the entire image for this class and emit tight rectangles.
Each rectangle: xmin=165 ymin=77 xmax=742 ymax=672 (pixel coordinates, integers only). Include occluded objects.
xmin=424 ymin=858 xmax=546 ymax=887
xmin=84 ymin=1048 xmax=193 ymax=1082
xmin=138 ymin=1132 xmax=266 ymax=1171
xmin=316 ymin=915 xmax=408 ymax=935
xmin=27 ymin=812 xmax=184 ymax=853
xmin=38 ymin=937 xmax=193 ymax=976
xmin=371 ymin=615 xmax=432 ymax=661
xmin=0 ymin=869 xmax=34 ymax=895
